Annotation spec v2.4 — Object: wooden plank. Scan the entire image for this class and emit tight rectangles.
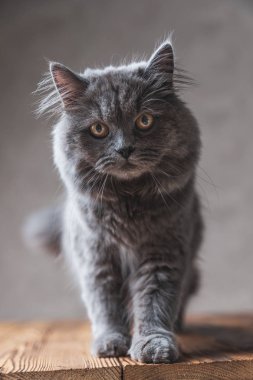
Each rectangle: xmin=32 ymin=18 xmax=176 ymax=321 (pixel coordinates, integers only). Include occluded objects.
xmin=121 ymin=359 xmax=253 ymax=380
xmin=120 ymin=314 xmax=253 ymax=380
xmin=0 ymin=321 xmax=121 ymax=379
xmin=0 ymin=315 xmax=253 ymax=379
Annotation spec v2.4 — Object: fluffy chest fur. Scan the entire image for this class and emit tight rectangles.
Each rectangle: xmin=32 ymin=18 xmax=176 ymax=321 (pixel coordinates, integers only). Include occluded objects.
xmin=67 ymin=177 xmax=197 ymax=257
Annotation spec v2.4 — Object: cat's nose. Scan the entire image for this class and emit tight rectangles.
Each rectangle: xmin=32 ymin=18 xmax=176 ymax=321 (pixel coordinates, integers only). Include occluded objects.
xmin=116 ymin=145 xmax=135 ymax=159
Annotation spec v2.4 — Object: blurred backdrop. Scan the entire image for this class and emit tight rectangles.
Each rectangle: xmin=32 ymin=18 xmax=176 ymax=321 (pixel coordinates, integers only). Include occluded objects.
xmin=1 ymin=0 xmax=253 ymax=319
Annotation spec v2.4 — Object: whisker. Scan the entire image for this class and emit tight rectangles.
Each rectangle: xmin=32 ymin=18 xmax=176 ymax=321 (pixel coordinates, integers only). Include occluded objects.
xmin=196 ymin=179 xmax=211 ymax=214
xmin=95 ymin=156 xmax=109 ymax=167
xmin=151 ymin=173 xmax=170 ymax=212
xmin=156 ymin=168 xmax=182 ymax=179
xmin=198 ymin=165 xmax=219 ymax=190
xmin=153 ymin=173 xmax=185 ymax=210
xmin=95 ymin=160 xmax=115 ymax=172
xmin=89 ymin=173 xmax=102 ymax=192
xmin=87 ymin=172 xmax=100 ymax=186
xmin=95 ymin=174 xmax=106 ymax=206
xmin=100 ymin=173 xmax=108 ymax=211
xmin=80 ymin=167 xmax=96 ymax=181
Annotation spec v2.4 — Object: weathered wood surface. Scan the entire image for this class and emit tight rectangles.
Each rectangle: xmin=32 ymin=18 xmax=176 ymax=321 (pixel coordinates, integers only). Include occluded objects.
xmin=0 ymin=314 xmax=253 ymax=379
xmin=0 ymin=321 xmax=121 ymax=379
xmin=121 ymin=314 xmax=253 ymax=380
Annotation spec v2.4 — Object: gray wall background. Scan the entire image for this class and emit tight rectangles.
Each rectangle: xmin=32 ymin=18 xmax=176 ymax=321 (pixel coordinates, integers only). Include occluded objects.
xmin=0 ymin=0 xmax=252 ymax=320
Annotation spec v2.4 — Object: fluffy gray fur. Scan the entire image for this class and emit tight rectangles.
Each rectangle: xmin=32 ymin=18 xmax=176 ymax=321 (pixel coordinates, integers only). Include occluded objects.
xmin=27 ymin=40 xmax=203 ymax=363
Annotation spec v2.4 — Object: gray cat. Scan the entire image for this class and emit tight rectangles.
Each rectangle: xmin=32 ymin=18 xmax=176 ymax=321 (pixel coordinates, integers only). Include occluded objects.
xmin=25 ymin=40 xmax=203 ymax=363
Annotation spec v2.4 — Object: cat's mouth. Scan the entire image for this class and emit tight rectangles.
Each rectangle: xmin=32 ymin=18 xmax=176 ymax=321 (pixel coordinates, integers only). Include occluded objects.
xmin=104 ymin=160 xmax=145 ymax=180
xmin=120 ymin=161 xmax=136 ymax=170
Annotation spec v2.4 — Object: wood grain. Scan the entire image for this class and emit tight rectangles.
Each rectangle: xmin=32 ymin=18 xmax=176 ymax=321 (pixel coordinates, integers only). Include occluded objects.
xmin=0 ymin=321 xmax=121 ymax=379
xmin=0 ymin=314 xmax=253 ymax=379
xmin=121 ymin=314 xmax=253 ymax=380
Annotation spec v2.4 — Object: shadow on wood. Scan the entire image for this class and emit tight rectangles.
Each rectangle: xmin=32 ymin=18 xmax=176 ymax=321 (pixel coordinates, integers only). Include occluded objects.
xmin=179 ymin=314 xmax=253 ymax=359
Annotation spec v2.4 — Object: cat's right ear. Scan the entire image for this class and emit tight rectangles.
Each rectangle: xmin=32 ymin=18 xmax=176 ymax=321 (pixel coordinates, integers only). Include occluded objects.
xmin=50 ymin=62 xmax=88 ymax=109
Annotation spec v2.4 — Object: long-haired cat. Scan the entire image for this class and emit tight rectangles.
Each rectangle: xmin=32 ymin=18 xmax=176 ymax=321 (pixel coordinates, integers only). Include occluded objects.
xmin=25 ymin=40 xmax=203 ymax=363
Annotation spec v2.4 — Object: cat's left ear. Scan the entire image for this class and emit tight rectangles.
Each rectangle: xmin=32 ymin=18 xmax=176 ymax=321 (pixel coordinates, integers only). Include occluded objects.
xmin=50 ymin=62 xmax=88 ymax=109
xmin=145 ymin=41 xmax=174 ymax=80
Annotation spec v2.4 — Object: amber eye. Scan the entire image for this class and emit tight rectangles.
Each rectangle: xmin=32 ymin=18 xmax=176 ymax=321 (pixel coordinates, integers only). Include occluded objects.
xmin=89 ymin=123 xmax=109 ymax=138
xmin=135 ymin=113 xmax=154 ymax=130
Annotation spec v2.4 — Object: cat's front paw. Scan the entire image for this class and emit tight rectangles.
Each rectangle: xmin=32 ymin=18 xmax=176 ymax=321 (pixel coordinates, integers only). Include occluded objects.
xmin=93 ymin=332 xmax=130 ymax=357
xmin=129 ymin=332 xmax=179 ymax=363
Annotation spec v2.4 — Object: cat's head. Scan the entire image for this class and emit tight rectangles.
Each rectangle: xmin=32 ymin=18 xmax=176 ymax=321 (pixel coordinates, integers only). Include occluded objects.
xmin=40 ymin=40 xmax=200 ymax=195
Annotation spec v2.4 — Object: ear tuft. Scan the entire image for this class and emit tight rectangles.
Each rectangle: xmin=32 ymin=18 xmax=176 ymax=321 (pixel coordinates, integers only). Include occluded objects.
xmin=145 ymin=41 xmax=174 ymax=79
xmin=50 ymin=62 xmax=88 ymax=109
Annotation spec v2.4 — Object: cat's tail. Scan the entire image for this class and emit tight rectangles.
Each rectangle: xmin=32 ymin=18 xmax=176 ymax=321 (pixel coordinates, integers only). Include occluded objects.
xmin=22 ymin=204 xmax=62 ymax=255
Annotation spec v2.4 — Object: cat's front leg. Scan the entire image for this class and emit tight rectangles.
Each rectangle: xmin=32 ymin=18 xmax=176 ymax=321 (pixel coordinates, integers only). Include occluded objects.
xmin=79 ymin=244 xmax=130 ymax=357
xmin=129 ymin=252 xmax=183 ymax=363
